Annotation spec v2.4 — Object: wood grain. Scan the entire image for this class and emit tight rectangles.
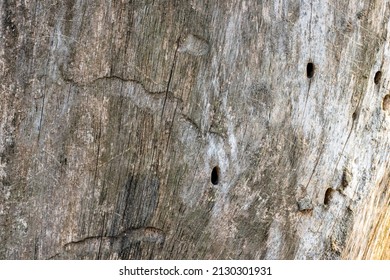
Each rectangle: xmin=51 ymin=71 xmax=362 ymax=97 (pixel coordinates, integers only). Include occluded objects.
xmin=0 ymin=0 xmax=389 ymax=259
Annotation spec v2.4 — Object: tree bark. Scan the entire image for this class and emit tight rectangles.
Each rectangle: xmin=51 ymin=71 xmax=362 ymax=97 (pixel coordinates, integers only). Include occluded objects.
xmin=0 ymin=0 xmax=389 ymax=260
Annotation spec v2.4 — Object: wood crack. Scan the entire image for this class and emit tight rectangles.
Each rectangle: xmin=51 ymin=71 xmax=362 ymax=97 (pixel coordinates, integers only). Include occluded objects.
xmin=179 ymin=114 xmax=202 ymax=135
xmin=47 ymin=227 xmax=166 ymax=259
xmin=62 ymin=73 xmax=180 ymax=100
xmin=304 ymin=141 xmax=326 ymax=190
xmin=61 ymin=74 xmax=183 ymax=115
xmin=334 ymin=90 xmax=365 ymax=171
xmin=62 ymin=226 xmax=165 ymax=249
xmin=161 ymin=37 xmax=181 ymax=119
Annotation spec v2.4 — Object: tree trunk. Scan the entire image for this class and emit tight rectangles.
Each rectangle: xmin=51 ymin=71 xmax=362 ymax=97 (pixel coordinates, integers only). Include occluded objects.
xmin=0 ymin=0 xmax=389 ymax=260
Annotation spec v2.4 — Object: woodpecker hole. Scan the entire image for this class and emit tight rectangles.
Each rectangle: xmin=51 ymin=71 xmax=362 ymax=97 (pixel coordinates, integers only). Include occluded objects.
xmin=306 ymin=62 xmax=315 ymax=78
xmin=324 ymin=188 xmax=334 ymax=206
xmin=211 ymin=166 xmax=220 ymax=185
xmin=383 ymin=94 xmax=390 ymax=112
xmin=352 ymin=111 xmax=357 ymax=120
xmin=374 ymin=71 xmax=382 ymax=85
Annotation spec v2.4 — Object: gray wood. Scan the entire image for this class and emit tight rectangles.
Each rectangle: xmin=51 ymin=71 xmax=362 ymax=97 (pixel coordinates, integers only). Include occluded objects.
xmin=0 ymin=0 xmax=389 ymax=260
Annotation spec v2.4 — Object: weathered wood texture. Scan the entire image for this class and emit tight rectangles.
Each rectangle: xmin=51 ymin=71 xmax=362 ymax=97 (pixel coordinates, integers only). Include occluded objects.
xmin=0 ymin=0 xmax=389 ymax=259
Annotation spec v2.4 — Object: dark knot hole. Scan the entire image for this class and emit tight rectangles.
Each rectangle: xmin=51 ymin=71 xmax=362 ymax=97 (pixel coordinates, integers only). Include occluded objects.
xmin=374 ymin=71 xmax=382 ymax=85
xmin=306 ymin=62 xmax=315 ymax=78
xmin=211 ymin=166 xmax=220 ymax=185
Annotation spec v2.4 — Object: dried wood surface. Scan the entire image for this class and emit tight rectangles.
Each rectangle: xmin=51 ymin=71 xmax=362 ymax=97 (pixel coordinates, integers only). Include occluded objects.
xmin=0 ymin=0 xmax=389 ymax=259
